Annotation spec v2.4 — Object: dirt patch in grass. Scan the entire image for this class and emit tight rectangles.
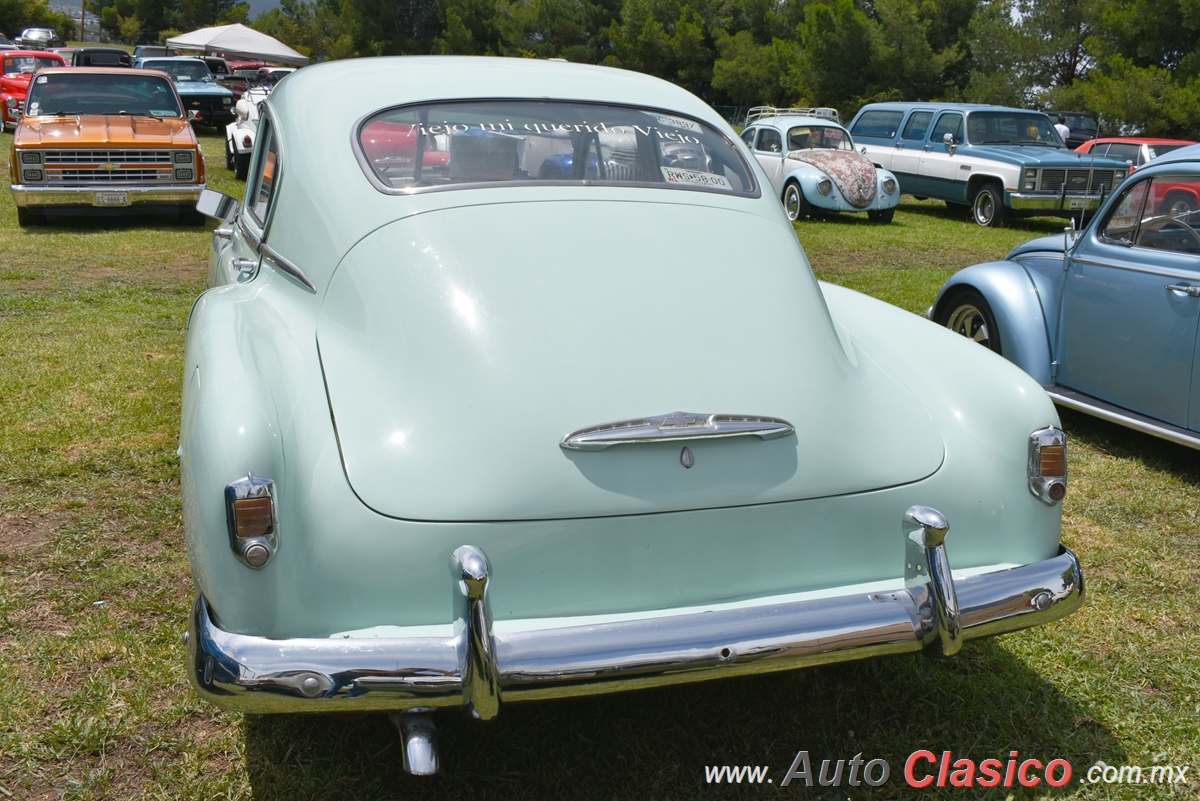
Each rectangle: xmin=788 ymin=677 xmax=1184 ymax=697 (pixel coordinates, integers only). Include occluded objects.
xmin=0 ymin=511 xmax=62 ymax=556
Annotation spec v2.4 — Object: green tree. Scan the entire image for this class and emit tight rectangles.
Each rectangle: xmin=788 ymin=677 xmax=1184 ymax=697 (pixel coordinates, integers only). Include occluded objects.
xmin=710 ymin=29 xmax=807 ymax=106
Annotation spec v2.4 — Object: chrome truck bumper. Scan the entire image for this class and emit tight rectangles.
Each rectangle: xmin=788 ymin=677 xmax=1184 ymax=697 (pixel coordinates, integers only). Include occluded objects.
xmin=187 ymin=509 xmax=1084 ymax=716
xmin=1008 ymin=191 xmax=1105 ymax=214
xmin=11 ymin=184 xmax=204 ymax=208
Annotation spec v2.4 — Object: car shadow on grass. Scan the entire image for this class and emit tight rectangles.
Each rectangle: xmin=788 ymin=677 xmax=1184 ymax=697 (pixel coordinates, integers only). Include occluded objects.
xmin=242 ymin=640 xmax=1121 ymax=799
xmin=14 ymin=212 xmax=208 ymax=231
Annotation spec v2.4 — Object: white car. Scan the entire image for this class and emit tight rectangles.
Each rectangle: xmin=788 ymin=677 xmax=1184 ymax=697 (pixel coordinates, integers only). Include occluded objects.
xmin=225 ymin=85 xmax=270 ymax=179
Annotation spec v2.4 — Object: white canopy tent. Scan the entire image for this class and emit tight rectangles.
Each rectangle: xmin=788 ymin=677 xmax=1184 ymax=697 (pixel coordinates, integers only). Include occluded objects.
xmin=166 ymin=24 xmax=309 ymax=66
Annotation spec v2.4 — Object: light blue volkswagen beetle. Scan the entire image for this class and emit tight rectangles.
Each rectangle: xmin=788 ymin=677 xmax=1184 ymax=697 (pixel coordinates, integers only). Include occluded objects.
xmin=185 ymin=56 xmax=1083 ymax=774
xmin=932 ymin=143 xmax=1200 ymax=450
xmin=740 ymin=107 xmax=901 ymax=222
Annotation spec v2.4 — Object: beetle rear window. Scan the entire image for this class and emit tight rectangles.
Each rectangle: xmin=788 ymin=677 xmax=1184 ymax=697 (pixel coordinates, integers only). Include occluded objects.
xmin=357 ymin=100 xmax=756 ymax=195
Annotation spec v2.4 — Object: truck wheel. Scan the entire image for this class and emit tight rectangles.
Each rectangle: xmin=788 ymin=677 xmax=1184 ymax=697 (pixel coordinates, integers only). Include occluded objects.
xmin=971 ymin=183 xmax=1008 ymax=227
xmin=938 ymin=289 xmax=1001 ymax=354
xmin=783 ymin=181 xmax=809 ymax=221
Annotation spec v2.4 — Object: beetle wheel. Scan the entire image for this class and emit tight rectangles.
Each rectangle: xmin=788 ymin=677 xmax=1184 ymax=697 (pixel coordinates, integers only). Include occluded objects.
xmin=783 ymin=181 xmax=809 ymax=221
xmin=939 ymin=289 xmax=1001 ymax=354
xmin=971 ymin=183 xmax=1008 ymax=227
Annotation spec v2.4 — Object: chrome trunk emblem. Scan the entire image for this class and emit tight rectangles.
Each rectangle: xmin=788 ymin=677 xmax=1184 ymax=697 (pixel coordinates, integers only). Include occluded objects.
xmin=561 ymin=411 xmax=795 ymax=451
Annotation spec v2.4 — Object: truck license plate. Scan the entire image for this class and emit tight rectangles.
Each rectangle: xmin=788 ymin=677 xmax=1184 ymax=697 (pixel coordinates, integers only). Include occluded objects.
xmin=95 ymin=191 xmax=129 ymax=206
xmin=1067 ymin=197 xmax=1088 ymax=210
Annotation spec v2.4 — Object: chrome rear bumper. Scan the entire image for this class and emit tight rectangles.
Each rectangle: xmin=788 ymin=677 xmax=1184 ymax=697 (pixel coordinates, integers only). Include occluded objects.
xmin=187 ymin=529 xmax=1084 ymax=716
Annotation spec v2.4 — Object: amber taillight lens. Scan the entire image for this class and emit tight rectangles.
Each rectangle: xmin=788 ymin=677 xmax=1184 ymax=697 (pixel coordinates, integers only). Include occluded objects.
xmin=1028 ymin=427 xmax=1067 ymax=505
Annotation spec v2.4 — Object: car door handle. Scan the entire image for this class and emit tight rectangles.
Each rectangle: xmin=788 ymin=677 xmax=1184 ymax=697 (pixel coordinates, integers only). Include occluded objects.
xmin=561 ymin=411 xmax=794 ymax=451
xmin=1166 ymin=284 xmax=1200 ymax=297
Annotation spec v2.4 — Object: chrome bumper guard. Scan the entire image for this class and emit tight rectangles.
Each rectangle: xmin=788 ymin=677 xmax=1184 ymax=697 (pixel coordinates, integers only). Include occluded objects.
xmin=11 ymin=184 xmax=205 ymax=208
xmin=187 ymin=510 xmax=1084 ymax=716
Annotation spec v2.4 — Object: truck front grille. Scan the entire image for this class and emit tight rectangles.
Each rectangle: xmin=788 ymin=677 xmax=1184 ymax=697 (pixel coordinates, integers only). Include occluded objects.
xmin=27 ymin=150 xmax=184 ymax=185
xmin=42 ymin=149 xmax=173 ymax=164
xmin=47 ymin=167 xmax=174 ymax=183
xmin=1038 ymin=168 xmax=1118 ymax=194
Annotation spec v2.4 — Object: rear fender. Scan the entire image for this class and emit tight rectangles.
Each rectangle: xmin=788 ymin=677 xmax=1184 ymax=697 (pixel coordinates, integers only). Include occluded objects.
xmin=931 ymin=262 xmax=1053 ymax=384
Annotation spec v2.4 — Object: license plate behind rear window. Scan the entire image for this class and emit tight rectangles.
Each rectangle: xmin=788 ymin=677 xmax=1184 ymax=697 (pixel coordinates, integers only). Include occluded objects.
xmin=95 ymin=191 xmax=129 ymax=206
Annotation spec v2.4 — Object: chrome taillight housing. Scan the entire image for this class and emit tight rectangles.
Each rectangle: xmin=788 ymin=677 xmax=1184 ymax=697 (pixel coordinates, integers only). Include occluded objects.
xmin=225 ymin=474 xmax=278 ymax=568
xmin=1028 ymin=426 xmax=1067 ymax=504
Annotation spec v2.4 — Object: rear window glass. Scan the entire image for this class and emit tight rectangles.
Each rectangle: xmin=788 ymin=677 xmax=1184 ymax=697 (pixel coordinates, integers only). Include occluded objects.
xmin=357 ymin=100 xmax=757 ymax=196
xmin=850 ymin=110 xmax=903 ymax=138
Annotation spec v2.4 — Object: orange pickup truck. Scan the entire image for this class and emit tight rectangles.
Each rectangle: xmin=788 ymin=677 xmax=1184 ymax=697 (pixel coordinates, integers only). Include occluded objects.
xmin=9 ymin=67 xmax=205 ymax=225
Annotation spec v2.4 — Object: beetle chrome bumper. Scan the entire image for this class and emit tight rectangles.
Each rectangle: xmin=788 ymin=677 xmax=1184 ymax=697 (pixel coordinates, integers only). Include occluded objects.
xmin=187 ymin=533 xmax=1084 ymax=716
xmin=11 ymin=184 xmax=205 ymax=208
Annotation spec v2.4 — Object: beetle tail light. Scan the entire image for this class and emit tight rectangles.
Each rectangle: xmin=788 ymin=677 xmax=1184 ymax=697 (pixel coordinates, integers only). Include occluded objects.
xmin=225 ymin=474 xmax=278 ymax=568
xmin=1028 ymin=427 xmax=1067 ymax=504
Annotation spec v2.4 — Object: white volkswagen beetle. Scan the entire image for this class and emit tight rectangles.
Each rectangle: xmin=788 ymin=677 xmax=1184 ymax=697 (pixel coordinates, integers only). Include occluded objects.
xmin=186 ymin=57 xmax=1083 ymax=775
xmin=740 ymin=107 xmax=902 ymax=222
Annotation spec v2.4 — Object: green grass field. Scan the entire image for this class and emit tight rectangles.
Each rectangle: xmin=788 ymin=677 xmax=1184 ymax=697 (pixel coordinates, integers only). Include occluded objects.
xmin=0 ymin=128 xmax=1197 ymax=799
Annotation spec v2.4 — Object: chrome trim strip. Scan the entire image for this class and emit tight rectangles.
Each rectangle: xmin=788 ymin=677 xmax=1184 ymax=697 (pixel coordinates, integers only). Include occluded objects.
xmin=187 ymin=545 xmax=1084 ymax=714
xmin=236 ymin=217 xmax=261 ymax=249
xmin=260 ymin=243 xmax=317 ymax=293
xmin=11 ymin=184 xmax=204 ymax=207
xmin=1045 ymin=386 xmax=1200 ymax=451
xmin=561 ymin=412 xmax=794 ymax=451
xmin=1072 ymin=256 xmax=1200 ymax=283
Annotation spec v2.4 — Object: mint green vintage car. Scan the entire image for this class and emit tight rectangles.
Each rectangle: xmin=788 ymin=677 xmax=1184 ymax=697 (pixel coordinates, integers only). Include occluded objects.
xmin=185 ymin=56 xmax=1084 ymax=774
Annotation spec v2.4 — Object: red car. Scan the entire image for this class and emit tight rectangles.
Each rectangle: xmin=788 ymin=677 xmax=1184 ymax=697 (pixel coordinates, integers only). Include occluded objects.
xmin=1075 ymin=136 xmax=1196 ymax=172
xmin=1 ymin=50 xmax=67 ymax=130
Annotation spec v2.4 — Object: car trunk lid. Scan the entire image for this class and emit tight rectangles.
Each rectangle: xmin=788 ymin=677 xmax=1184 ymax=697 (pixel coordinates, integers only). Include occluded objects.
xmin=316 ymin=198 xmax=944 ymax=521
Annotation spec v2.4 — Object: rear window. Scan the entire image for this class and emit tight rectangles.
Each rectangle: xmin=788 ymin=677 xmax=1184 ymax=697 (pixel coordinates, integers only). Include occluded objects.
xmin=356 ymin=100 xmax=757 ymax=196
xmin=850 ymin=110 xmax=903 ymax=138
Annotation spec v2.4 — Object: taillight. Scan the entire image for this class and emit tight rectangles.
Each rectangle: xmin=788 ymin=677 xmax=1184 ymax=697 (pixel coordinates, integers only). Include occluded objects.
xmin=1028 ymin=427 xmax=1067 ymax=504
xmin=224 ymin=474 xmax=278 ymax=568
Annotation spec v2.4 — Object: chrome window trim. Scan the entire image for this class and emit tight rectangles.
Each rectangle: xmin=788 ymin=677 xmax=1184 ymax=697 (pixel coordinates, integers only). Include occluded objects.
xmin=261 ymin=243 xmax=317 ymax=293
xmin=349 ymin=98 xmax=760 ymax=199
xmin=244 ymin=107 xmax=282 ymax=234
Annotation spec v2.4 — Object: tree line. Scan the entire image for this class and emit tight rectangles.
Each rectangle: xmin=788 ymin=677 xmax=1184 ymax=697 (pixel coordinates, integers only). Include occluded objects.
xmin=6 ymin=0 xmax=1199 ymax=137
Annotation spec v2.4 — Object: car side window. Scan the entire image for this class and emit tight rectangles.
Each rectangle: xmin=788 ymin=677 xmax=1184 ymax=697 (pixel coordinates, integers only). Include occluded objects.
xmin=900 ymin=111 xmax=933 ymax=141
xmin=850 ymin=110 xmax=902 ymax=138
xmin=1133 ymin=176 xmax=1200 ymax=254
xmin=1098 ymin=179 xmax=1149 ymax=246
xmin=930 ymin=112 xmax=963 ymax=145
xmin=248 ymin=120 xmax=278 ymax=227
xmin=740 ymin=127 xmax=756 ymax=147
xmin=756 ymin=128 xmax=782 ymax=153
